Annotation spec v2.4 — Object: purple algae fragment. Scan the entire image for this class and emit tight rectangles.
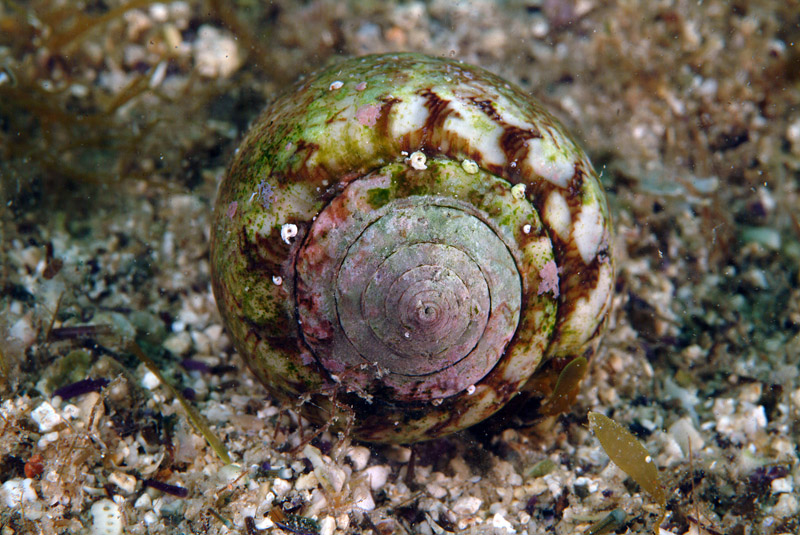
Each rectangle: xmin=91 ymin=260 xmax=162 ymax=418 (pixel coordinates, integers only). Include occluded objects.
xmin=52 ymin=378 xmax=110 ymax=400
xmin=257 ymin=180 xmax=276 ymax=209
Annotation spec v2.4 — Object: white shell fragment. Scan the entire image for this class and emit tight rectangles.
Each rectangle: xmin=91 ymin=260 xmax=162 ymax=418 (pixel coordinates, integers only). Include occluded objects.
xmin=461 ymin=159 xmax=479 ymax=174
xmin=89 ymin=499 xmax=124 ymax=535
xmin=30 ymin=401 xmax=62 ymax=432
xmin=281 ymin=223 xmax=298 ymax=244
xmin=409 ymin=151 xmax=427 ymax=170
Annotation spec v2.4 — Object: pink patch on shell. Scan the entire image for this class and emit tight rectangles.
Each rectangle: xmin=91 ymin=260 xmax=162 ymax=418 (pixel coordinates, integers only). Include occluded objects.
xmin=355 ymin=81 xmax=367 ymax=91
xmin=537 ymin=260 xmax=560 ymax=298
xmin=227 ymin=201 xmax=238 ymax=219
xmin=355 ymin=104 xmax=381 ymax=127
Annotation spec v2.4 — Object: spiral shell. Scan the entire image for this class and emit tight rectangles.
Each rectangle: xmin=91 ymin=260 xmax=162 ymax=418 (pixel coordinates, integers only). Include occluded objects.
xmin=210 ymin=53 xmax=613 ymax=443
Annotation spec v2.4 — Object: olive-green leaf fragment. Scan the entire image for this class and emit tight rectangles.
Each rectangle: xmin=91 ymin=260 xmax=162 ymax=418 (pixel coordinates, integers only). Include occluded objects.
xmin=539 ymin=356 xmax=588 ymax=416
xmin=527 ymin=458 xmax=557 ymax=478
xmin=588 ymin=411 xmax=665 ymax=532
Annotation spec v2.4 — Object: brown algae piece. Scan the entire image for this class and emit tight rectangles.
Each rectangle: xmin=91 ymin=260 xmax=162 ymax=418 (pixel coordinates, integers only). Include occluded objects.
xmin=588 ymin=411 xmax=665 ymax=531
xmin=539 ymin=356 xmax=588 ymax=416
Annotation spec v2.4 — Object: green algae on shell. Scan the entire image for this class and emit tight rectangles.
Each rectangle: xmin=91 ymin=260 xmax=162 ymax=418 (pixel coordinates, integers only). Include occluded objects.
xmin=210 ymin=53 xmax=614 ymax=443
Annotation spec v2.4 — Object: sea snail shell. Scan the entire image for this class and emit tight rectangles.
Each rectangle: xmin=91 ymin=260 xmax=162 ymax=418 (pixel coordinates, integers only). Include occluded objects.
xmin=210 ymin=53 xmax=613 ymax=443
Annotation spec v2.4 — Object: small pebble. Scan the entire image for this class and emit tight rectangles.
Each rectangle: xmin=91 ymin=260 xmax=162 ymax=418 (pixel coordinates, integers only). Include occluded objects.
xmin=294 ymin=472 xmax=318 ymax=491
xmin=668 ymin=417 xmax=705 ymax=456
xmin=490 ymin=512 xmax=515 ymax=533
xmin=108 ymin=472 xmax=137 ymax=494
xmin=216 ymin=463 xmax=244 ymax=486
xmin=193 ymin=25 xmax=241 ymax=78
xmin=31 ymin=402 xmax=62 ymax=432
xmin=141 ymin=372 xmax=161 ymax=390
xmin=772 ymin=493 xmax=798 ymax=518
xmin=363 ymin=465 xmax=390 ymax=491
xmin=346 ymin=446 xmax=371 ymax=471
xmin=352 ymin=483 xmax=375 ymax=511
xmin=271 ymin=478 xmax=291 ymax=497
xmin=134 ymin=493 xmax=152 ymax=509
xmin=319 ymin=516 xmax=336 ymax=535
xmin=163 ymin=331 xmax=193 ymax=356
xmin=771 ymin=477 xmax=793 ymax=494
xmin=1 ymin=478 xmax=37 ymax=508
xmin=452 ymin=496 xmax=482 ymax=515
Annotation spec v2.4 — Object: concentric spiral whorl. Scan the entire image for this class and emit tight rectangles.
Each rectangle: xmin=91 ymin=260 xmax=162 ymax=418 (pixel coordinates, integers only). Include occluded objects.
xmin=297 ymin=185 xmax=521 ymax=401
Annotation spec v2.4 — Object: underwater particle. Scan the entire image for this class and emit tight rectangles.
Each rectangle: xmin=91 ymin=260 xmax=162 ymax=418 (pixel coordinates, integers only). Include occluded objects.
xmin=511 ymin=183 xmax=526 ymax=199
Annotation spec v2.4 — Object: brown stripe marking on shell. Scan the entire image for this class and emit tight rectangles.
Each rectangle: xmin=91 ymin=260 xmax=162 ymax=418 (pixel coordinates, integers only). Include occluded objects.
xmin=519 ymin=158 xmax=608 ymax=347
xmin=363 ymin=89 xmax=607 ymax=353
xmin=418 ymin=89 xmax=461 ymax=153
xmin=376 ymin=97 xmax=401 ymax=135
xmin=469 ymin=97 xmax=543 ymax=176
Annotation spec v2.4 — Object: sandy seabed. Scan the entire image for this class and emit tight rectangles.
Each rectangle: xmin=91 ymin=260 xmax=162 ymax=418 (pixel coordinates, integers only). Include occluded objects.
xmin=1 ymin=1 xmax=799 ymax=534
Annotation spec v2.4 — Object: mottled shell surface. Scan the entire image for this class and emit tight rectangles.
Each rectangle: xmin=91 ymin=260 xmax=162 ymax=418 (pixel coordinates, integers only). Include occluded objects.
xmin=210 ymin=53 xmax=613 ymax=443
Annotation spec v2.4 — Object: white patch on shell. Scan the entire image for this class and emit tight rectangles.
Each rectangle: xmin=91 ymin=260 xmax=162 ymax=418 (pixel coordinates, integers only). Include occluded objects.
xmin=544 ymin=190 xmax=571 ymax=240
xmin=511 ymin=183 xmax=526 ymax=200
xmin=525 ymin=137 xmax=575 ymax=188
xmin=560 ymin=262 xmax=613 ymax=347
xmin=572 ymin=200 xmax=604 ymax=264
xmin=443 ymin=98 xmax=506 ymax=167
xmin=281 ymin=223 xmax=298 ymax=244
xmin=490 ymin=92 xmax=537 ymax=130
xmin=389 ymin=93 xmax=429 ymax=139
xmin=329 ymin=80 xmax=343 ymax=90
